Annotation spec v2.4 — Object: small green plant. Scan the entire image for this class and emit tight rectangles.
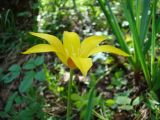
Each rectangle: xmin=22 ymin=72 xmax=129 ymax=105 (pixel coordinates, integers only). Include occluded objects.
xmin=98 ymin=0 xmax=160 ymax=117
xmin=1 ymin=56 xmax=45 ymax=93
xmin=0 ymin=91 xmax=46 ymax=120
xmin=98 ymin=0 xmax=159 ymax=88
xmin=0 ymin=55 xmax=47 ymax=120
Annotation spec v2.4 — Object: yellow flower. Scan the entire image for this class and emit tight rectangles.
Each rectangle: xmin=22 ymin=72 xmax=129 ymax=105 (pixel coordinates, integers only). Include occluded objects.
xmin=22 ymin=31 xmax=129 ymax=76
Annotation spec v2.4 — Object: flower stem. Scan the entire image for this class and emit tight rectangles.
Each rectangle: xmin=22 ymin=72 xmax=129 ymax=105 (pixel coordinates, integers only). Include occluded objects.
xmin=67 ymin=69 xmax=74 ymax=120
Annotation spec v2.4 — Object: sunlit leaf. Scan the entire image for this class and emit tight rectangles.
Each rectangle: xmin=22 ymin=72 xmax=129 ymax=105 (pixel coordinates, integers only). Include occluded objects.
xmin=116 ymin=96 xmax=131 ymax=105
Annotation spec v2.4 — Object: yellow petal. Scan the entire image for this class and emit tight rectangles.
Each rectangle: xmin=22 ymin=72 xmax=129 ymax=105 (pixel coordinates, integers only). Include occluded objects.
xmin=88 ymin=45 xmax=130 ymax=57
xmin=80 ymin=36 xmax=106 ymax=57
xmin=56 ymin=53 xmax=68 ymax=66
xmin=63 ymin=31 xmax=80 ymax=57
xmin=22 ymin=44 xmax=57 ymax=54
xmin=71 ymin=57 xmax=92 ymax=76
xmin=29 ymin=32 xmax=64 ymax=52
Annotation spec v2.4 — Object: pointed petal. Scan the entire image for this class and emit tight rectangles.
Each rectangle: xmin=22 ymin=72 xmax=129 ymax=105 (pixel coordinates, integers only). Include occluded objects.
xmin=88 ymin=45 xmax=130 ymax=57
xmin=71 ymin=57 xmax=92 ymax=76
xmin=63 ymin=31 xmax=80 ymax=57
xmin=22 ymin=44 xmax=57 ymax=54
xmin=29 ymin=32 xmax=63 ymax=52
xmin=80 ymin=36 xmax=106 ymax=57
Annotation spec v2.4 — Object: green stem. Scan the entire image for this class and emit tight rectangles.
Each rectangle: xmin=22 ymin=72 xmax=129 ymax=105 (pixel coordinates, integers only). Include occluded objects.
xmin=67 ymin=69 xmax=74 ymax=120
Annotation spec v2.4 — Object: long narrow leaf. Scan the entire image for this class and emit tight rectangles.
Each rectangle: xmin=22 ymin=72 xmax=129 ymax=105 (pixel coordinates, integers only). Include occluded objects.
xmin=85 ymin=87 xmax=96 ymax=120
xmin=151 ymin=0 xmax=158 ymax=79
xmin=140 ymin=0 xmax=151 ymax=46
xmin=122 ymin=0 xmax=151 ymax=87
xmin=136 ymin=0 xmax=142 ymax=34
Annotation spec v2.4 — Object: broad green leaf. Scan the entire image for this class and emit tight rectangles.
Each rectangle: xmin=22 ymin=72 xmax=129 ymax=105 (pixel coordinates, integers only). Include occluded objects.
xmin=4 ymin=92 xmax=17 ymax=112
xmin=116 ymin=96 xmax=131 ymax=105
xmin=3 ymin=72 xmax=20 ymax=83
xmin=3 ymin=64 xmax=21 ymax=83
xmin=34 ymin=56 xmax=44 ymax=66
xmin=19 ymin=71 xmax=35 ymax=93
xmin=9 ymin=64 xmax=21 ymax=72
xmin=132 ymin=96 xmax=142 ymax=106
xmin=34 ymin=70 xmax=45 ymax=81
xmin=23 ymin=58 xmax=36 ymax=70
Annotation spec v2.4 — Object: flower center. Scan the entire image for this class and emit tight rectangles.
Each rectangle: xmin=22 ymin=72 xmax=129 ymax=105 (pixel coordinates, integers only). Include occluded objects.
xmin=67 ymin=58 xmax=76 ymax=69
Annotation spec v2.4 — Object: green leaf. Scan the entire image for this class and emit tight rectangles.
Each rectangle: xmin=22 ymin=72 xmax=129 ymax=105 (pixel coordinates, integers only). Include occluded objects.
xmin=106 ymin=99 xmax=116 ymax=107
xmin=34 ymin=56 xmax=44 ymax=66
xmin=34 ymin=69 xmax=45 ymax=81
xmin=71 ymin=93 xmax=81 ymax=101
xmin=4 ymin=92 xmax=17 ymax=112
xmin=132 ymin=96 xmax=142 ymax=106
xmin=23 ymin=58 xmax=36 ymax=70
xmin=3 ymin=71 xmax=20 ymax=83
xmin=116 ymin=96 xmax=131 ymax=105
xmin=15 ymin=96 xmax=23 ymax=104
xmin=119 ymin=105 xmax=133 ymax=111
xmin=140 ymin=0 xmax=151 ymax=44
xmin=19 ymin=71 xmax=35 ymax=93
xmin=122 ymin=0 xmax=151 ymax=86
xmin=85 ymin=87 xmax=96 ymax=120
xmin=2 ymin=64 xmax=21 ymax=83
xmin=9 ymin=64 xmax=21 ymax=72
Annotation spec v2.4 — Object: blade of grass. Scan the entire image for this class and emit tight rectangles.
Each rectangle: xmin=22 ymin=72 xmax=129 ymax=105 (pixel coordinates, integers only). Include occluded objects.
xmin=140 ymin=0 xmax=151 ymax=46
xmin=151 ymin=0 xmax=157 ymax=80
xmin=129 ymin=0 xmax=140 ymax=69
xmin=85 ymin=73 xmax=106 ymax=120
xmin=136 ymin=0 xmax=142 ymax=34
xmin=85 ymin=86 xmax=96 ymax=120
xmin=122 ymin=0 xmax=151 ymax=87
